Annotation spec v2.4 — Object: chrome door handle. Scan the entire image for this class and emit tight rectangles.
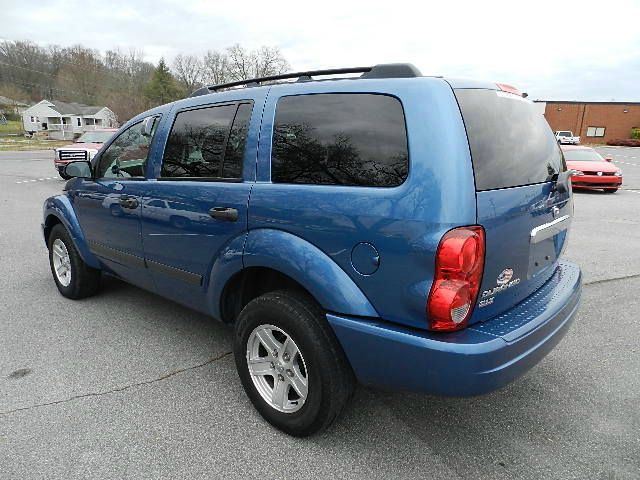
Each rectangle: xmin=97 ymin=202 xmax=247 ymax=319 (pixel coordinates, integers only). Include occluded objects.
xmin=209 ymin=207 xmax=238 ymax=222
xmin=119 ymin=196 xmax=139 ymax=209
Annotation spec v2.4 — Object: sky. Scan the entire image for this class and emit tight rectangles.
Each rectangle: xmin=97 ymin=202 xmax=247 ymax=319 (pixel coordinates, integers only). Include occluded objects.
xmin=2 ymin=0 xmax=639 ymax=101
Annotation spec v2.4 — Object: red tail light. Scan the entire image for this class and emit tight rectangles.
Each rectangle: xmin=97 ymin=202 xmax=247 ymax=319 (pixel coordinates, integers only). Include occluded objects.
xmin=427 ymin=226 xmax=485 ymax=331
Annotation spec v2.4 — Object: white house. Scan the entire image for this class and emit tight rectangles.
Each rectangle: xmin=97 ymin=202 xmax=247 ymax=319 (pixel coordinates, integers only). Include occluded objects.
xmin=22 ymin=100 xmax=118 ymax=140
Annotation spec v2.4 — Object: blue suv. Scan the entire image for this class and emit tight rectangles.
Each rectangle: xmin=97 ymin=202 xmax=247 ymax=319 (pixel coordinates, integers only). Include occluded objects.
xmin=43 ymin=64 xmax=582 ymax=436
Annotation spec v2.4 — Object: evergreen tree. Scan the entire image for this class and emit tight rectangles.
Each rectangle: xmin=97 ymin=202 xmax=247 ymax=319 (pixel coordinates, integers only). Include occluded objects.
xmin=144 ymin=58 xmax=183 ymax=106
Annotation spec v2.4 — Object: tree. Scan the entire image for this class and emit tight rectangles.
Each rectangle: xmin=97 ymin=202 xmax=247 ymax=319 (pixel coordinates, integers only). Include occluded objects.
xmin=53 ymin=45 xmax=104 ymax=104
xmin=253 ymin=46 xmax=290 ymax=78
xmin=144 ymin=58 xmax=183 ymax=106
xmin=225 ymin=44 xmax=290 ymax=82
xmin=173 ymin=54 xmax=202 ymax=92
xmin=202 ymin=50 xmax=228 ymax=85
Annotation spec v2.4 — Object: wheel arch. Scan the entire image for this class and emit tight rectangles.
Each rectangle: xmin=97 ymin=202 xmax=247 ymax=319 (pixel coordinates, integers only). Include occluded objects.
xmin=216 ymin=228 xmax=378 ymax=324
xmin=43 ymin=195 xmax=101 ymax=269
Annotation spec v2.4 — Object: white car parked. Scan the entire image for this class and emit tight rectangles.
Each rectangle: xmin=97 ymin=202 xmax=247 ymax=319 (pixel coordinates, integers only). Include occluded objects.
xmin=555 ymin=131 xmax=580 ymax=145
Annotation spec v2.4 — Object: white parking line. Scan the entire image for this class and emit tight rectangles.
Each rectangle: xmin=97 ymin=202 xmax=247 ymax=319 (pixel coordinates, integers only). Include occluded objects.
xmin=15 ymin=177 xmax=60 ymax=184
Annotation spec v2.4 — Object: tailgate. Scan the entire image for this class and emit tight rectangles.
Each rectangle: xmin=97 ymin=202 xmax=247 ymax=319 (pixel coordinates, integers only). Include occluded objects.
xmin=453 ymin=87 xmax=572 ymax=325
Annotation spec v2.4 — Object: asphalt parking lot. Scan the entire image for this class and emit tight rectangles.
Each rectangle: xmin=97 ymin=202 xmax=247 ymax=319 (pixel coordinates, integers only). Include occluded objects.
xmin=1 ymin=147 xmax=639 ymax=479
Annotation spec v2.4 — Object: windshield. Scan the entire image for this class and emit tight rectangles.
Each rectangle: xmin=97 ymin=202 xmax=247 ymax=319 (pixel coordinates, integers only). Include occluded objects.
xmin=558 ymin=132 xmax=572 ymax=137
xmin=76 ymin=131 xmax=115 ymax=143
xmin=563 ymin=149 xmax=604 ymax=162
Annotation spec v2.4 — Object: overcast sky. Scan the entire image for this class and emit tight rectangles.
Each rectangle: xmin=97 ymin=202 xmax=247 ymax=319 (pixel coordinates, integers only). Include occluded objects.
xmin=2 ymin=0 xmax=639 ymax=101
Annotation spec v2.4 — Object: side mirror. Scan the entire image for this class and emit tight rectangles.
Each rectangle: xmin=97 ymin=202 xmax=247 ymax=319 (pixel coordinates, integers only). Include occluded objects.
xmin=141 ymin=116 xmax=157 ymax=137
xmin=64 ymin=161 xmax=92 ymax=179
xmin=605 ymin=157 xmax=613 ymax=162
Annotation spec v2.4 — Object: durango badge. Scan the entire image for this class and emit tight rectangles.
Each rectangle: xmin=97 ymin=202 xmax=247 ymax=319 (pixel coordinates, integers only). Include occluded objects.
xmin=481 ymin=268 xmax=521 ymax=299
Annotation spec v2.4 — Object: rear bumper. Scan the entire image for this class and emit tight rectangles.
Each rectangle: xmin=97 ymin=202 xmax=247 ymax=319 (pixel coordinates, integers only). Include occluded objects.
xmin=328 ymin=260 xmax=581 ymax=396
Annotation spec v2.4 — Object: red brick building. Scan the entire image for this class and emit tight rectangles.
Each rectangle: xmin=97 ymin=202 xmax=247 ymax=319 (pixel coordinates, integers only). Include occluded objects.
xmin=535 ymin=101 xmax=640 ymax=143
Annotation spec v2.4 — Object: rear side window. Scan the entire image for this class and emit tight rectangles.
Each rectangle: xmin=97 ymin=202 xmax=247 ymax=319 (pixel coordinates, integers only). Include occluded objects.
xmin=161 ymin=102 xmax=253 ymax=179
xmin=455 ymin=89 xmax=564 ymax=191
xmin=271 ymin=93 xmax=408 ymax=187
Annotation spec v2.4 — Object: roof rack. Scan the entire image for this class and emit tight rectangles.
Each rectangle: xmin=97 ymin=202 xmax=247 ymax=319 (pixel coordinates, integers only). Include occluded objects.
xmin=189 ymin=63 xmax=422 ymax=97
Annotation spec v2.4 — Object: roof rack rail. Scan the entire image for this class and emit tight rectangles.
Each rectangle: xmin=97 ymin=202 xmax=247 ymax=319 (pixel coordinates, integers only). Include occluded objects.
xmin=189 ymin=63 xmax=422 ymax=97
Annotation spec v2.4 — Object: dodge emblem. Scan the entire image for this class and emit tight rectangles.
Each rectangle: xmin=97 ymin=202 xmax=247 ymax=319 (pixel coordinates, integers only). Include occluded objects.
xmin=497 ymin=268 xmax=514 ymax=286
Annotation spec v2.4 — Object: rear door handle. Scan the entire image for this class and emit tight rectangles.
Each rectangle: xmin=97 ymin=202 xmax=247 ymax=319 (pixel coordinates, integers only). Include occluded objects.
xmin=119 ymin=196 xmax=139 ymax=209
xmin=209 ymin=207 xmax=238 ymax=222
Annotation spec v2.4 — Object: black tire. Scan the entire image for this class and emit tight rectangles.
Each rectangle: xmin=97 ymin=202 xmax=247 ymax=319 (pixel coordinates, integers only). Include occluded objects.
xmin=603 ymin=188 xmax=618 ymax=193
xmin=48 ymin=224 xmax=101 ymax=299
xmin=234 ymin=290 xmax=355 ymax=437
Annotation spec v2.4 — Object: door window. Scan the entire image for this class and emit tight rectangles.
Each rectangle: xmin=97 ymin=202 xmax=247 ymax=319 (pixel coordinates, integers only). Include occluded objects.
xmin=95 ymin=119 xmax=156 ymax=179
xmin=161 ymin=102 xmax=253 ymax=179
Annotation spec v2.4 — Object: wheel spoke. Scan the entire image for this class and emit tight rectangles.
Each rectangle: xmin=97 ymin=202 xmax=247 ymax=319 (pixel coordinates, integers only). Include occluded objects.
xmin=256 ymin=328 xmax=281 ymax=355
xmin=289 ymin=370 xmax=308 ymax=399
xmin=280 ymin=336 xmax=298 ymax=361
xmin=53 ymin=244 xmax=64 ymax=258
xmin=271 ymin=376 xmax=288 ymax=409
xmin=247 ymin=357 xmax=273 ymax=376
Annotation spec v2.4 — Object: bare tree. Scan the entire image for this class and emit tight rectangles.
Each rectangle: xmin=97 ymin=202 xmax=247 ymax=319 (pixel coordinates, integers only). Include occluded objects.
xmin=225 ymin=44 xmax=254 ymax=82
xmin=0 ymin=39 xmax=290 ymax=122
xmin=253 ymin=46 xmax=290 ymax=78
xmin=202 ymin=50 xmax=228 ymax=85
xmin=173 ymin=54 xmax=202 ymax=92
xmin=224 ymin=44 xmax=290 ymax=82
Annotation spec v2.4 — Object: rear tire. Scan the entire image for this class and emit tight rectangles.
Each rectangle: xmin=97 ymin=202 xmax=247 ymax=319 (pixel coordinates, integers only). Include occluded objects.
xmin=234 ymin=290 xmax=355 ymax=437
xmin=48 ymin=224 xmax=101 ymax=299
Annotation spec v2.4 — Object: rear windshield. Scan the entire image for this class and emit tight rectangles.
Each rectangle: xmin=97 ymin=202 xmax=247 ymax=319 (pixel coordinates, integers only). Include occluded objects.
xmin=558 ymin=132 xmax=571 ymax=137
xmin=455 ymin=89 xmax=564 ymax=191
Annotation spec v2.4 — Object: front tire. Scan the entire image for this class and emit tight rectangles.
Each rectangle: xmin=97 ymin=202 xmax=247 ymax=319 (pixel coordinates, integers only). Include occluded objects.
xmin=234 ymin=290 xmax=355 ymax=437
xmin=48 ymin=224 xmax=101 ymax=299
xmin=603 ymin=188 xmax=618 ymax=193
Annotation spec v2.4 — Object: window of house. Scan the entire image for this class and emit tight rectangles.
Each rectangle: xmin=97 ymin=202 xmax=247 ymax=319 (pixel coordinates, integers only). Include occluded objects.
xmin=161 ymin=101 xmax=253 ymax=179
xmin=271 ymin=94 xmax=409 ymax=187
xmin=30 ymin=116 xmax=35 ymax=122
xmin=586 ymin=127 xmax=606 ymax=137
xmin=77 ymin=118 xmax=81 ymax=127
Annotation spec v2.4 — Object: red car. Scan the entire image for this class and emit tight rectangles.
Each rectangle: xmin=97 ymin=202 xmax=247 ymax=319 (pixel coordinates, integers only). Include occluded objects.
xmin=54 ymin=129 xmax=117 ymax=179
xmin=561 ymin=145 xmax=623 ymax=193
